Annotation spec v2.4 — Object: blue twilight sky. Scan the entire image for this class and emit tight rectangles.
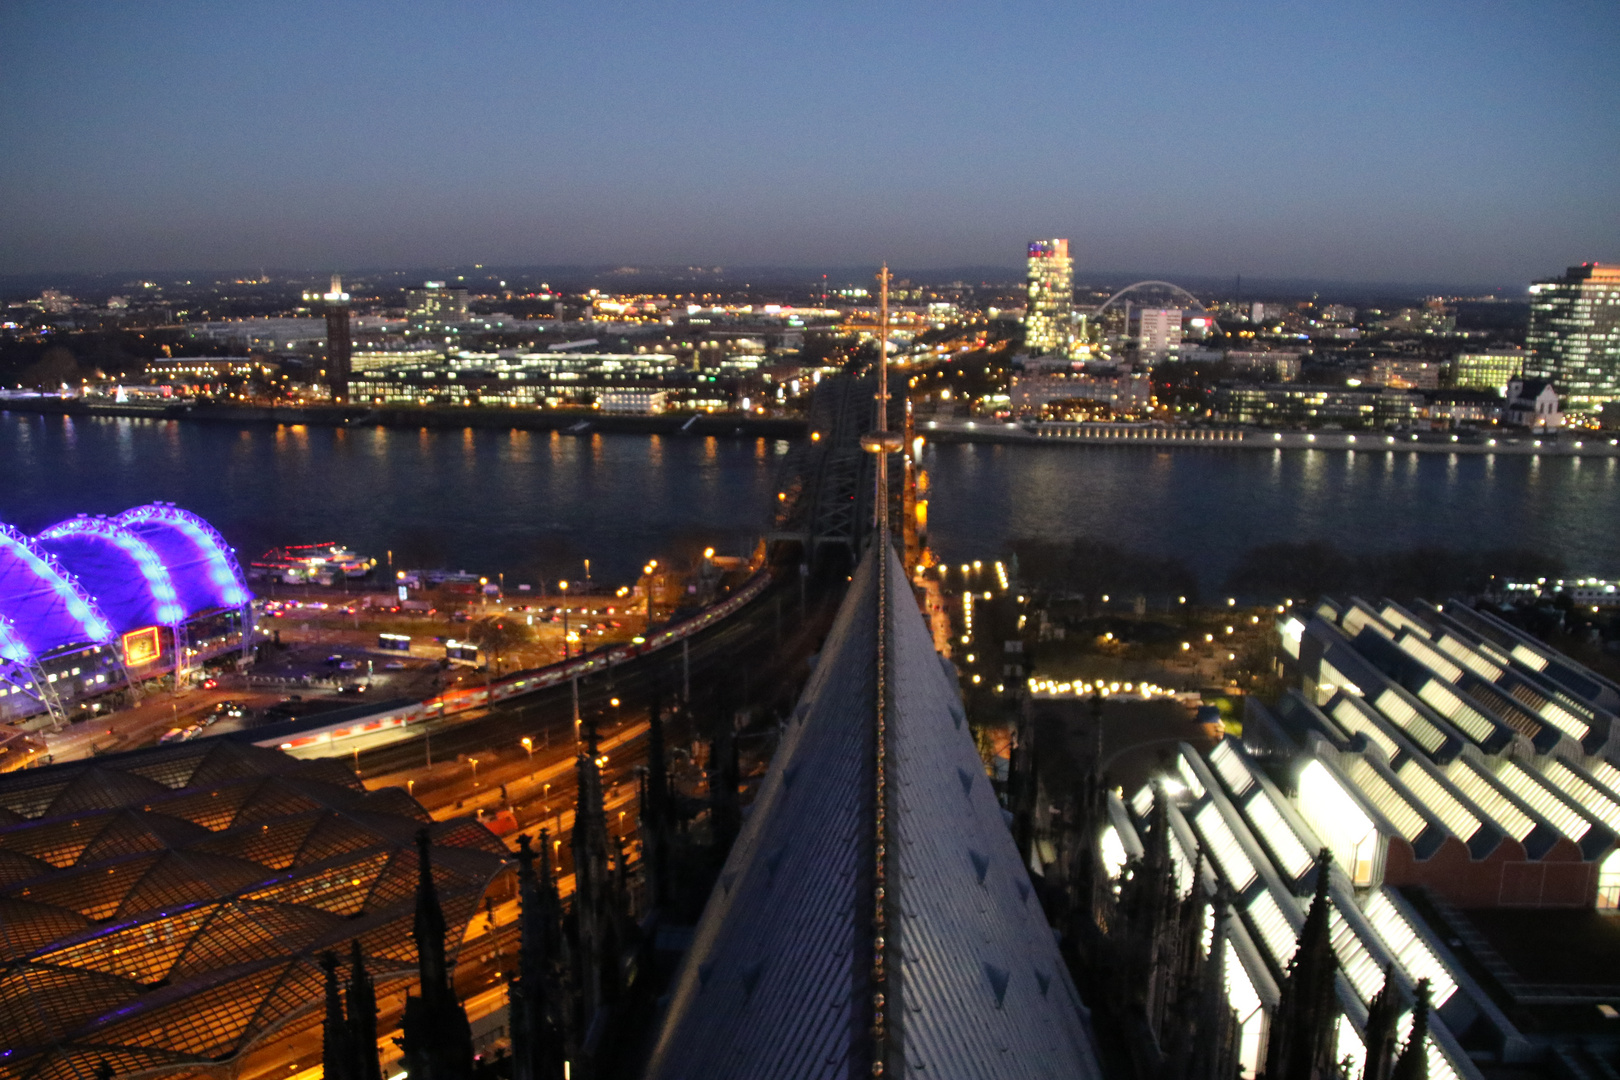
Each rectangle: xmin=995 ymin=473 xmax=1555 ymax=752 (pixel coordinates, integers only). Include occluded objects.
xmin=2 ymin=0 xmax=1617 ymax=284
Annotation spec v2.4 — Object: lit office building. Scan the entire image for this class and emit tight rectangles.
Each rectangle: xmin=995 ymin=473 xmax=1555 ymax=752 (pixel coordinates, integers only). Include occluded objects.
xmin=1449 ymin=350 xmax=1525 ymax=395
xmin=1526 ymin=262 xmax=1620 ymax=413
xmin=1025 ymin=239 xmax=1074 ymax=356
xmin=406 ymin=281 xmax=471 ymax=328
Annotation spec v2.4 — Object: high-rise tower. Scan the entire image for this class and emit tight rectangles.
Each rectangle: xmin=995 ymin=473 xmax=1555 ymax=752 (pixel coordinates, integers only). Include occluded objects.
xmin=303 ymin=274 xmax=353 ymax=403
xmin=1526 ymin=262 xmax=1620 ymax=414
xmin=1025 ymin=239 xmax=1074 ymax=357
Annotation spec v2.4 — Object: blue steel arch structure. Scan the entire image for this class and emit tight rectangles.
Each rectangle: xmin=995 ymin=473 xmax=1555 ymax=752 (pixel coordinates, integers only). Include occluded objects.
xmin=36 ymin=517 xmax=188 ymax=633
xmin=0 ymin=524 xmax=114 ymax=659
xmin=114 ymin=504 xmax=251 ymax=612
xmin=0 ymin=505 xmax=254 ymax=728
xmin=0 ymin=525 xmax=117 ymax=726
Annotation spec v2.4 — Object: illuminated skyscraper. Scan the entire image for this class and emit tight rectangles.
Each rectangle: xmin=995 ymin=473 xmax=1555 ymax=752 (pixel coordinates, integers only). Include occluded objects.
xmin=1025 ymin=239 xmax=1074 ymax=356
xmin=1526 ymin=262 xmax=1620 ymax=413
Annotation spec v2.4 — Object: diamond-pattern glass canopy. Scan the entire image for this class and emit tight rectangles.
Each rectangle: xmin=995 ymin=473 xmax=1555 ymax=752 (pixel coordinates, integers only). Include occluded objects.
xmin=0 ymin=740 xmax=510 ymax=1080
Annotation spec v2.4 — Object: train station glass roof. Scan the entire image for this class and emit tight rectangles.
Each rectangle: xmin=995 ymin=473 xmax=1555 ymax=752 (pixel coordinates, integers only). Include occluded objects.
xmin=0 ymin=740 xmax=510 ymax=1080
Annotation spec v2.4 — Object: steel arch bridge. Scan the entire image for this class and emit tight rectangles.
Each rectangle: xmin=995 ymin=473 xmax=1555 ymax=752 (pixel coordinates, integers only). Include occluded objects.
xmin=1091 ymin=280 xmax=1208 ymax=315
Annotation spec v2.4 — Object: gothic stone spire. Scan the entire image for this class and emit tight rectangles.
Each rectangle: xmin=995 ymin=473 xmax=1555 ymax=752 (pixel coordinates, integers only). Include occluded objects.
xmin=398 ymin=829 xmax=475 ymax=1080
xmin=348 ymin=941 xmax=383 ymax=1080
xmin=1389 ymin=979 xmax=1432 ymax=1080
xmin=1361 ymin=964 xmax=1401 ymax=1080
xmin=573 ymin=720 xmax=616 ymax=1026
xmin=322 ymin=951 xmax=355 ymax=1080
xmin=1263 ymin=850 xmax=1340 ymax=1080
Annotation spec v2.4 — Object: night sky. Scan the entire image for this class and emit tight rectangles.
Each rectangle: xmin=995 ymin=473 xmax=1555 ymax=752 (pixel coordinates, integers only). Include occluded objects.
xmin=2 ymin=0 xmax=1616 ymax=283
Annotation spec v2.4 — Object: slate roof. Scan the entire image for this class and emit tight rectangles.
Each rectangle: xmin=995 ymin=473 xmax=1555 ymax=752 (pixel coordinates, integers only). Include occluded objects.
xmin=644 ymin=543 xmax=1102 ymax=1079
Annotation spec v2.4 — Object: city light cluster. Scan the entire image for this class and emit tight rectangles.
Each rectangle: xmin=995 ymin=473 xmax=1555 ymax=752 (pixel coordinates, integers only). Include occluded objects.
xmin=1027 ymin=677 xmax=1177 ymax=699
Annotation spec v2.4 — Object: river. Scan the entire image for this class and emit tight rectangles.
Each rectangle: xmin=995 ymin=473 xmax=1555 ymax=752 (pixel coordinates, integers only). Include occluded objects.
xmin=3 ymin=412 xmax=1617 ymax=590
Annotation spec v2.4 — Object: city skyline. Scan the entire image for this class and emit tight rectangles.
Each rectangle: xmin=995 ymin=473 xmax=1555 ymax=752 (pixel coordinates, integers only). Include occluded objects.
xmin=3 ymin=1 xmax=1617 ymax=282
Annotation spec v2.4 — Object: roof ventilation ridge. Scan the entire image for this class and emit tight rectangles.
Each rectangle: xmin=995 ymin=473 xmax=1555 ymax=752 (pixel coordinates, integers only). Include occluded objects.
xmin=869 ymin=533 xmax=895 ymax=1076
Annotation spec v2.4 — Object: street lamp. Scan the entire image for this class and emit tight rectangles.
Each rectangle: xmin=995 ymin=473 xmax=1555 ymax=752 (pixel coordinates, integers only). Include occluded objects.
xmin=470 ymin=757 xmax=480 ymax=784
xmin=522 ymin=736 xmax=534 ymax=775
xmin=559 ymin=581 xmax=569 ymax=659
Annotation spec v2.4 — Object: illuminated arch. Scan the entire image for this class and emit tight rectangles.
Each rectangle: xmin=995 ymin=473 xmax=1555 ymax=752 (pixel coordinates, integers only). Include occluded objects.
xmin=37 ymin=516 xmax=187 ymax=631
xmin=1093 ymin=280 xmax=1208 ymax=315
xmin=0 ymin=524 xmax=114 ymax=658
xmin=115 ymin=504 xmax=251 ymax=612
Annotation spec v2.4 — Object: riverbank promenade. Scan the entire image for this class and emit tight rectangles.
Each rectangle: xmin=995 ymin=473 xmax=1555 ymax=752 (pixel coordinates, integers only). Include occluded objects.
xmin=925 ymin=417 xmax=1620 ymax=456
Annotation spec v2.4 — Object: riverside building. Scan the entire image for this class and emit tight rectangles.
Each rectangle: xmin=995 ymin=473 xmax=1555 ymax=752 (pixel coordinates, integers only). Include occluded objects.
xmin=1008 ymin=368 xmax=1153 ymax=418
xmin=1213 ymin=384 xmax=1423 ymax=428
xmin=1450 ymin=349 xmax=1526 ymax=395
xmin=1527 ymin=262 xmax=1620 ymax=414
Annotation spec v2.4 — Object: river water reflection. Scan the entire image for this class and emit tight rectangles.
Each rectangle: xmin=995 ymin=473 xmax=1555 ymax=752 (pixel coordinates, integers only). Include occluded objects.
xmin=923 ymin=440 xmax=1620 ymax=588
xmin=2 ymin=412 xmax=1617 ymax=590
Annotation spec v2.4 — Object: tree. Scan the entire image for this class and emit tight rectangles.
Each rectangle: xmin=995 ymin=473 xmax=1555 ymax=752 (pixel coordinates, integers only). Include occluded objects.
xmin=20 ymin=346 xmax=83 ymax=390
xmin=467 ymin=617 xmax=532 ymax=674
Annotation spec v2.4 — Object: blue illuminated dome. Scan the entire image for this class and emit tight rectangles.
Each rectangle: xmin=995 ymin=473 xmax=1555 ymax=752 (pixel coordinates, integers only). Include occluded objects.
xmin=115 ymin=505 xmax=252 ymax=613
xmin=0 ymin=524 xmax=114 ymax=660
xmin=37 ymin=517 xmax=188 ymax=633
xmin=0 ymin=505 xmax=251 ymax=662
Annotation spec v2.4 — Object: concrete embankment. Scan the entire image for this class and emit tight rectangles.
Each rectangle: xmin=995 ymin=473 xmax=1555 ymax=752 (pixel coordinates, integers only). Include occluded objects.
xmin=0 ymin=398 xmax=807 ymax=438
xmin=922 ymin=418 xmax=1620 ymax=457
